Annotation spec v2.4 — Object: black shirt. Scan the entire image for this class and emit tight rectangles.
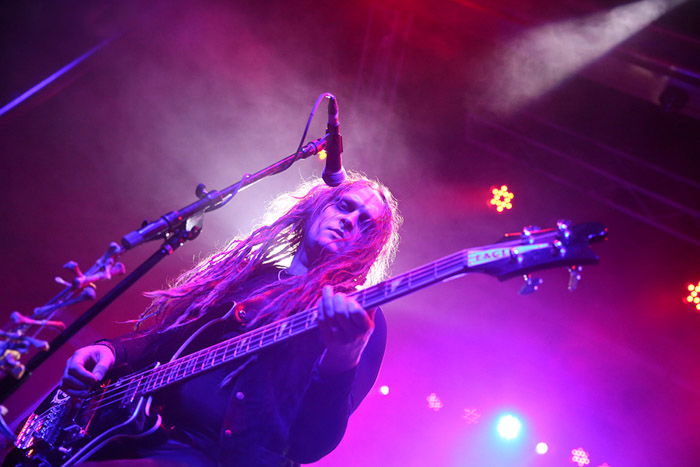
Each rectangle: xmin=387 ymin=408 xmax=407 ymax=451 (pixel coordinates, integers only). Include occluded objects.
xmin=106 ymin=266 xmax=387 ymax=465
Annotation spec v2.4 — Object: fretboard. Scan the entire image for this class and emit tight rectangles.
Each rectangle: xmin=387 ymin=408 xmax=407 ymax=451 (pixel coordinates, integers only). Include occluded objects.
xmin=111 ymin=248 xmax=470 ymax=404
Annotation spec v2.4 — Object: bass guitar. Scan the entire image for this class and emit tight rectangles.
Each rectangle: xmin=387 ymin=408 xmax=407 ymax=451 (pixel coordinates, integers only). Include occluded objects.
xmin=7 ymin=221 xmax=607 ymax=466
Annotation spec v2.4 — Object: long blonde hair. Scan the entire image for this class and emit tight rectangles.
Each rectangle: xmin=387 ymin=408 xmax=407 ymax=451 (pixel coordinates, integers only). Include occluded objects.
xmin=138 ymin=173 xmax=401 ymax=331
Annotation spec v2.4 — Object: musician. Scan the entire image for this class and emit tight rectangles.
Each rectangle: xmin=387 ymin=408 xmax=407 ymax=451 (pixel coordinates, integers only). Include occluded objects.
xmin=61 ymin=174 xmax=401 ymax=466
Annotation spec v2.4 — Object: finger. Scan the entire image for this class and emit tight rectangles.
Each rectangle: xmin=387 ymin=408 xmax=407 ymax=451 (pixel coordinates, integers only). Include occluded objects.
xmin=328 ymin=294 xmax=354 ymax=339
xmin=318 ymin=286 xmax=335 ymax=341
xmin=347 ymin=300 xmax=372 ymax=330
xmin=61 ymin=375 xmax=92 ymax=392
xmin=332 ymin=293 xmax=349 ymax=320
xmin=320 ymin=285 xmax=333 ymax=320
xmin=67 ymin=364 xmax=99 ymax=385
xmin=92 ymin=363 xmax=109 ymax=382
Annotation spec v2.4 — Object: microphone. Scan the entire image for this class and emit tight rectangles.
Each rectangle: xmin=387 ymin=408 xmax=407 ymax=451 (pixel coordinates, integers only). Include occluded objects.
xmin=322 ymin=96 xmax=345 ymax=187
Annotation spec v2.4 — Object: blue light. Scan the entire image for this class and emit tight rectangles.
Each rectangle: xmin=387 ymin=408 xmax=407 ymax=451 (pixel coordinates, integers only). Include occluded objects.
xmin=496 ymin=414 xmax=523 ymax=440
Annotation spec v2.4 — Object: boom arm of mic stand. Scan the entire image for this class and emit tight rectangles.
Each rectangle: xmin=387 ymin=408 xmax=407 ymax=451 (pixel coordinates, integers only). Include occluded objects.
xmin=121 ymin=135 xmax=328 ymax=249
xmin=0 ymin=136 xmax=329 ymax=404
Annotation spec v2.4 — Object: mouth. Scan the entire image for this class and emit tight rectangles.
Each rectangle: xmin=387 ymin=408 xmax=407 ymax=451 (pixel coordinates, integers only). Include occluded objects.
xmin=328 ymin=227 xmax=344 ymax=239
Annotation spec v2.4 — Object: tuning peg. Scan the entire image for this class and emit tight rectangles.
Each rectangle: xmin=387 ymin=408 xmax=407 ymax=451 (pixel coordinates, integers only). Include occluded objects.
xmin=55 ymin=260 xmax=126 ymax=290
xmin=10 ymin=312 xmax=66 ymax=331
xmin=63 ymin=260 xmax=83 ymax=275
xmin=0 ymin=332 xmax=49 ymax=352
xmin=80 ymin=262 xmax=126 ymax=285
xmin=519 ymin=274 xmax=543 ymax=295
xmin=196 ymin=183 xmax=209 ymax=199
xmin=567 ymin=265 xmax=583 ymax=291
xmin=521 ymin=225 xmax=540 ymax=244
xmin=32 ymin=286 xmax=96 ymax=318
xmin=557 ymin=219 xmax=574 ymax=242
xmin=0 ymin=349 xmax=26 ymax=379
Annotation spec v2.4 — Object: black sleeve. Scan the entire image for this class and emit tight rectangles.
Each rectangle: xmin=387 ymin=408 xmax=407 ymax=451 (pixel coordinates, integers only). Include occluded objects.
xmin=100 ymin=319 xmax=208 ymax=372
xmin=286 ymin=309 xmax=387 ymax=463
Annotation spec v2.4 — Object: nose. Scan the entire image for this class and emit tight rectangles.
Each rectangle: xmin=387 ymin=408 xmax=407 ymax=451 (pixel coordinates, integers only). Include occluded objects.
xmin=340 ymin=212 xmax=359 ymax=232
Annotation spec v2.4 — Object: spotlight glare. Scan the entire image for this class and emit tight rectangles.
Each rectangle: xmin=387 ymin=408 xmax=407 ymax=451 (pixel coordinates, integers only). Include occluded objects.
xmin=426 ymin=392 xmax=443 ymax=411
xmin=535 ymin=442 xmax=549 ymax=455
xmin=489 ymin=185 xmax=515 ymax=213
xmin=496 ymin=414 xmax=523 ymax=440
xmin=379 ymin=385 xmax=390 ymax=396
xmin=684 ymin=281 xmax=700 ymax=312
xmin=571 ymin=447 xmax=591 ymax=466
xmin=463 ymin=407 xmax=481 ymax=424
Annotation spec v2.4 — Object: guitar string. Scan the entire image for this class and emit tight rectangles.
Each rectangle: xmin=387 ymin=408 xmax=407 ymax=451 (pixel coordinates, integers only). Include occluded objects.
xmin=82 ymin=251 xmax=468 ymax=404
xmin=31 ymin=251 xmax=474 ymax=423
xmin=82 ymin=256 xmax=442 ymax=412
xmin=74 ymin=254 xmax=470 ymax=413
xmin=32 ymin=252 xmax=473 ymax=424
xmin=26 ymin=233 xmax=577 ymax=433
xmin=84 ymin=310 xmax=319 ymax=411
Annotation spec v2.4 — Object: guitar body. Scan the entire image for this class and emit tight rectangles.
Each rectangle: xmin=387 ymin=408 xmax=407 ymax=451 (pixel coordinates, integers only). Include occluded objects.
xmin=5 ymin=375 xmax=162 ymax=466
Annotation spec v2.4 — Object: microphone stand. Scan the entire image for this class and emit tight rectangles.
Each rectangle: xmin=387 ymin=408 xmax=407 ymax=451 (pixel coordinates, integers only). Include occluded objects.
xmin=0 ymin=134 xmax=329 ymax=405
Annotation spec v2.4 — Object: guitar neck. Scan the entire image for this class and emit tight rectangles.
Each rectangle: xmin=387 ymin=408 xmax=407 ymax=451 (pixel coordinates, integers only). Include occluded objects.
xmin=115 ymin=249 xmax=470 ymax=400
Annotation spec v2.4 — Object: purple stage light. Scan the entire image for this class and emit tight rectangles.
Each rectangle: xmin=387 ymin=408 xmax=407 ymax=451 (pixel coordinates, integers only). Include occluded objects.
xmin=379 ymin=385 xmax=390 ymax=396
xmin=535 ymin=442 xmax=549 ymax=454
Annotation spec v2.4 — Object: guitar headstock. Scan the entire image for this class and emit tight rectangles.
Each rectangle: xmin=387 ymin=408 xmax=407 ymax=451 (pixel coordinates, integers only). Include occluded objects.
xmin=464 ymin=221 xmax=607 ymax=292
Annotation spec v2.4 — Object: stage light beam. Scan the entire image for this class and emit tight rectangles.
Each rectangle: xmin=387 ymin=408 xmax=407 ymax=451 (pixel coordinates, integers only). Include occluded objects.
xmin=469 ymin=0 xmax=689 ymax=117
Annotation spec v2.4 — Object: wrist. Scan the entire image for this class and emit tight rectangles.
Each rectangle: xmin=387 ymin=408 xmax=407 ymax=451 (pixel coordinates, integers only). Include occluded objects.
xmin=94 ymin=340 xmax=117 ymax=360
xmin=318 ymin=345 xmax=363 ymax=375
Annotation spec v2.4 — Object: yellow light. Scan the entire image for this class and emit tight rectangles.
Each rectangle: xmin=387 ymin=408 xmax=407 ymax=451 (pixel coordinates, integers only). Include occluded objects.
xmin=489 ymin=185 xmax=515 ymax=213
xmin=318 ymin=150 xmax=327 ymax=161
xmin=684 ymin=282 xmax=700 ymax=312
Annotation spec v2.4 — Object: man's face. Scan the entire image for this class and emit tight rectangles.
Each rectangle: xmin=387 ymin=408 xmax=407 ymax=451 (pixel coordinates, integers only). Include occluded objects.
xmin=302 ymin=184 xmax=386 ymax=261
